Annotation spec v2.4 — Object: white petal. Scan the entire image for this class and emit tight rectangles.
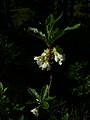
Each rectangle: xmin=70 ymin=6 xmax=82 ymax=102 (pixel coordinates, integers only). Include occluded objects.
xmin=46 ymin=64 xmax=51 ymax=71
xmin=36 ymin=59 xmax=43 ymax=65
xmin=54 ymin=55 xmax=58 ymax=62
xmin=41 ymin=52 xmax=47 ymax=56
xmin=59 ymin=61 xmax=62 ymax=65
xmin=39 ymin=62 xmax=51 ymax=71
xmin=57 ymin=53 xmax=63 ymax=59
xmin=34 ymin=56 xmax=39 ymax=60
xmin=31 ymin=108 xmax=39 ymax=117
xmin=40 ymin=62 xmax=47 ymax=69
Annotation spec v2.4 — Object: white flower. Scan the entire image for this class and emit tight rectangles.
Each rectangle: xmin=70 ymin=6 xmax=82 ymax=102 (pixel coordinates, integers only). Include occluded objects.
xmin=34 ymin=47 xmax=65 ymax=70
xmin=31 ymin=107 xmax=39 ymax=117
xmin=39 ymin=61 xmax=51 ymax=71
xmin=34 ymin=56 xmax=43 ymax=66
xmin=53 ymin=47 xmax=65 ymax=65
xmin=41 ymin=52 xmax=47 ymax=56
xmin=54 ymin=52 xmax=63 ymax=62
xmin=59 ymin=60 xmax=63 ymax=65
xmin=34 ymin=48 xmax=51 ymax=71
xmin=54 ymin=53 xmax=64 ymax=65
xmin=34 ymin=56 xmax=39 ymax=61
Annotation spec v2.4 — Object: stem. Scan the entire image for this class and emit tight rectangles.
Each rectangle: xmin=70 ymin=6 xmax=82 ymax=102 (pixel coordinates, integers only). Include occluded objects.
xmin=48 ymin=69 xmax=53 ymax=96
xmin=47 ymin=45 xmax=53 ymax=96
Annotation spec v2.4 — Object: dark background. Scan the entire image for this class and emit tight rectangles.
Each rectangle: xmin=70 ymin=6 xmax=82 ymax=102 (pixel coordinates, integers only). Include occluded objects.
xmin=0 ymin=0 xmax=90 ymax=104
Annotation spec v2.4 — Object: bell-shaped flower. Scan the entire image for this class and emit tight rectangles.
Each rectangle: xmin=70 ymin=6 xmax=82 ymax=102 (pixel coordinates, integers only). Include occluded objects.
xmin=34 ymin=56 xmax=43 ymax=66
xmin=39 ymin=61 xmax=51 ymax=71
xmin=53 ymin=47 xmax=65 ymax=65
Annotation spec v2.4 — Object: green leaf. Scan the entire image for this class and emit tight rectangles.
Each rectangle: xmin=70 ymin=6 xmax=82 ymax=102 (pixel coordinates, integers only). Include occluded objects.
xmin=54 ymin=11 xmax=63 ymax=24
xmin=40 ymin=85 xmax=49 ymax=101
xmin=28 ymin=27 xmax=46 ymax=37
xmin=45 ymin=12 xmax=63 ymax=32
xmin=45 ymin=14 xmax=54 ymax=27
xmin=41 ymin=101 xmax=49 ymax=109
xmin=50 ymin=114 xmax=58 ymax=120
xmin=24 ymin=27 xmax=47 ymax=44
xmin=45 ymin=96 xmax=55 ymax=101
xmin=3 ymin=87 xmax=8 ymax=93
xmin=28 ymin=87 xmax=40 ymax=99
xmin=49 ymin=29 xmax=65 ymax=45
xmin=19 ymin=106 xmax=25 ymax=111
xmin=19 ymin=115 xmax=24 ymax=120
xmin=51 ymin=28 xmax=59 ymax=37
xmin=45 ymin=13 xmax=63 ymax=42
xmin=45 ymin=14 xmax=55 ymax=35
xmin=64 ymin=24 xmax=80 ymax=31
xmin=62 ymin=113 xmax=69 ymax=120
xmin=0 ymin=82 xmax=3 ymax=91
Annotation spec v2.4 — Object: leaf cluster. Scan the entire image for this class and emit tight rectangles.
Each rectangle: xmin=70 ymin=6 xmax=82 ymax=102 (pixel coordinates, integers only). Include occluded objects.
xmin=24 ymin=13 xmax=80 ymax=46
xmin=27 ymin=84 xmax=55 ymax=110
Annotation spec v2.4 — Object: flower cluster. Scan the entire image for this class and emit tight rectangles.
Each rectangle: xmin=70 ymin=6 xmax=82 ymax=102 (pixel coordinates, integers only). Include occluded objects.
xmin=34 ymin=49 xmax=51 ymax=71
xmin=34 ymin=47 xmax=65 ymax=71
xmin=53 ymin=47 xmax=65 ymax=65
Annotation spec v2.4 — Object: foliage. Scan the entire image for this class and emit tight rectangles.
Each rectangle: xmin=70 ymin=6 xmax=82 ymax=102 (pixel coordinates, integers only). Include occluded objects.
xmin=0 ymin=1 xmax=89 ymax=118
xmin=27 ymin=84 xmax=55 ymax=116
xmin=0 ymin=0 xmax=90 ymax=119
xmin=0 ymin=34 xmax=20 ymax=64
xmin=27 ymin=85 xmax=71 ymax=120
xmin=67 ymin=61 xmax=90 ymax=96
xmin=0 ymin=82 xmax=25 ymax=120
xmin=68 ymin=102 xmax=89 ymax=120
xmin=24 ymin=13 xmax=81 ymax=119
xmin=11 ymin=8 xmax=35 ymax=28
xmin=24 ymin=13 xmax=80 ymax=46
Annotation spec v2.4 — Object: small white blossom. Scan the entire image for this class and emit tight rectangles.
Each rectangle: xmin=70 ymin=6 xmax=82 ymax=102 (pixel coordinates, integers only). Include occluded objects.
xmin=34 ymin=56 xmax=39 ymax=61
xmin=34 ymin=48 xmax=51 ymax=71
xmin=39 ymin=61 xmax=51 ymax=71
xmin=41 ymin=52 xmax=47 ymax=56
xmin=54 ymin=52 xmax=63 ymax=62
xmin=59 ymin=61 xmax=62 ymax=65
xmin=53 ymin=47 xmax=65 ymax=65
xmin=31 ymin=107 xmax=39 ymax=117
xmin=34 ymin=56 xmax=43 ymax=66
